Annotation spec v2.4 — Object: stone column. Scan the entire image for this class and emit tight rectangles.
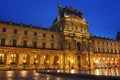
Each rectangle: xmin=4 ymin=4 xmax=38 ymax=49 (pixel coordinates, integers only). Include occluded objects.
xmin=50 ymin=55 xmax=53 ymax=68
xmin=6 ymin=52 xmax=12 ymax=70
xmin=60 ymin=53 xmax=63 ymax=69
xmin=6 ymin=53 xmax=11 ymax=66
xmin=29 ymin=53 xmax=34 ymax=69
xmin=17 ymin=53 xmax=23 ymax=69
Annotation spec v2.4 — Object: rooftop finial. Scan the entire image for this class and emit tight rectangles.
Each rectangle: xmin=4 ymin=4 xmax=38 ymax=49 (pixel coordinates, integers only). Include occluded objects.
xmin=57 ymin=4 xmax=62 ymax=8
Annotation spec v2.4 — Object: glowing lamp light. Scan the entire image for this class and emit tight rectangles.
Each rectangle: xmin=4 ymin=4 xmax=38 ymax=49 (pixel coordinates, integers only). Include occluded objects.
xmin=57 ymin=70 xmax=60 ymax=72
xmin=71 ymin=69 xmax=75 ymax=74
xmin=103 ymin=58 xmax=105 ymax=60
xmin=36 ymin=60 xmax=38 ymax=63
xmin=57 ymin=61 xmax=59 ymax=63
xmin=44 ymin=56 xmax=46 ymax=59
xmin=23 ymin=60 xmax=26 ymax=63
xmin=47 ymin=61 xmax=49 ymax=63
xmin=95 ymin=60 xmax=99 ymax=64
xmin=34 ymin=55 xmax=37 ymax=58
xmin=11 ymin=54 xmax=13 ymax=57
xmin=71 ymin=60 xmax=74 ymax=63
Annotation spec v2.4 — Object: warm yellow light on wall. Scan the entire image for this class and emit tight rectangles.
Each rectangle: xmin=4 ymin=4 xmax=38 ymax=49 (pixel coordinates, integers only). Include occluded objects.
xmin=98 ymin=57 xmax=100 ymax=60
xmin=103 ymin=58 xmax=105 ymax=60
xmin=44 ymin=56 xmax=46 ymax=59
xmin=95 ymin=60 xmax=99 ymax=64
xmin=57 ymin=61 xmax=59 ymax=63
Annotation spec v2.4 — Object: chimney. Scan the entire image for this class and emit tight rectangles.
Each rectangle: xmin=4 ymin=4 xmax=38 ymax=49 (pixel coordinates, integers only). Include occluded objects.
xmin=116 ymin=32 xmax=120 ymax=40
xmin=78 ymin=11 xmax=83 ymax=18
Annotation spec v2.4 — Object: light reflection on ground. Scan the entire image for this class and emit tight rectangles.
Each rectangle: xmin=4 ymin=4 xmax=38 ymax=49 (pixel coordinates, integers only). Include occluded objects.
xmin=0 ymin=68 xmax=119 ymax=80
xmin=93 ymin=68 xmax=120 ymax=76
xmin=62 ymin=68 xmax=120 ymax=76
xmin=46 ymin=68 xmax=120 ymax=76
xmin=0 ymin=70 xmax=88 ymax=80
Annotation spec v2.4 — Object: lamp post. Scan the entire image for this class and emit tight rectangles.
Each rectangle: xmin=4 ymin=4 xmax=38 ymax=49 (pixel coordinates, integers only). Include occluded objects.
xmin=44 ymin=56 xmax=46 ymax=69
xmin=23 ymin=60 xmax=26 ymax=70
xmin=35 ymin=60 xmax=38 ymax=70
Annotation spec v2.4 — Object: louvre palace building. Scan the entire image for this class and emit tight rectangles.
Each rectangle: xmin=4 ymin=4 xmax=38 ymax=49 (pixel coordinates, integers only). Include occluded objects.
xmin=0 ymin=5 xmax=120 ymax=70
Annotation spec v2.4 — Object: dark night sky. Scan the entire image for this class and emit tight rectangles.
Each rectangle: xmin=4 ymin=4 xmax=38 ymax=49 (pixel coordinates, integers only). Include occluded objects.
xmin=0 ymin=0 xmax=120 ymax=39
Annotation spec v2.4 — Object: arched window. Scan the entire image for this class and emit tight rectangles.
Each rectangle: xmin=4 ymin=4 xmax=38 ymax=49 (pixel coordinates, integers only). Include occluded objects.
xmin=77 ymin=42 xmax=81 ymax=51
xmin=10 ymin=54 xmax=17 ymax=64
xmin=44 ymin=55 xmax=50 ymax=65
xmin=0 ymin=53 xmax=5 ymax=64
xmin=53 ymin=55 xmax=59 ymax=65
xmin=34 ymin=55 xmax=38 ymax=65
xmin=23 ymin=54 xmax=29 ymax=65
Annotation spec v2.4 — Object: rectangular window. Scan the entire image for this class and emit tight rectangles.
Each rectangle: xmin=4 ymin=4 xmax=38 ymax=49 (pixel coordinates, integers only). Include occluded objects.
xmin=51 ymin=43 xmax=54 ymax=49
xmin=24 ymin=31 xmax=27 ymax=35
xmin=68 ymin=43 xmax=71 ymax=50
xmin=51 ymin=35 xmax=54 ymax=38
xmin=23 ymin=40 xmax=27 ymax=47
xmin=43 ymin=34 xmax=46 ymax=37
xmin=42 ymin=42 xmax=46 ymax=48
xmin=2 ymin=28 xmax=6 ymax=32
xmin=14 ymin=29 xmax=17 ymax=34
xmin=34 ymin=32 xmax=37 ymax=36
xmin=33 ymin=41 xmax=37 ymax=48
xmin=1 ymin=38 xmax=5 ymax=46
xmin=12 ymin=39 xmax=17 ymax=47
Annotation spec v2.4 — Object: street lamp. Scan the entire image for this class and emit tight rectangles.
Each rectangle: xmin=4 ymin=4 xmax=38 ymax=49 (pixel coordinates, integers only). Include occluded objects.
xmin=35 ymin=60 xmax=38 ymax=70
xmin=47 ymin=60 xmax=49 ymax=69
xmin=23 ymin=60 xmax=26 ymax=70
xmin=44 ymin=56 xmax=46 ymax=69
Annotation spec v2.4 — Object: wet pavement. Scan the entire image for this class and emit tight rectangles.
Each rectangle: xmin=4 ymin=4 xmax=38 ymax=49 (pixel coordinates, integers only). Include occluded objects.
xmin=0 ymin=70 xmax=89 ymax=80
xmin=42 ymin=68 xmax=120 ymax=76
xmin=0 ymin=68 xmax=120 ymax=80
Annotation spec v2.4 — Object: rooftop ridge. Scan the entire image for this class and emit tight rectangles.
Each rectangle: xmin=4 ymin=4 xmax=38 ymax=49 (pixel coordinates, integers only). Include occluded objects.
xmin=0 ymin=20 xmax=48 ymax=30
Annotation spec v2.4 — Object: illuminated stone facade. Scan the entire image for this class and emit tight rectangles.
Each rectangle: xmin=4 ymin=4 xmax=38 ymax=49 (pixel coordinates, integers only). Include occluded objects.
xmin=0 ymin=5 xmax=120 ymax=70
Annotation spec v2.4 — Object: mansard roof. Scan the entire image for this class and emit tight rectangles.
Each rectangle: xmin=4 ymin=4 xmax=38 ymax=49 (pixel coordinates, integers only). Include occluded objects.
xmin=51 ymin=5 xmax=83 ymax=26
xmin=0 ymin=20 xmax=48 ymax=30
xmin=91 ymin=35 xmax=120 ymax=41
